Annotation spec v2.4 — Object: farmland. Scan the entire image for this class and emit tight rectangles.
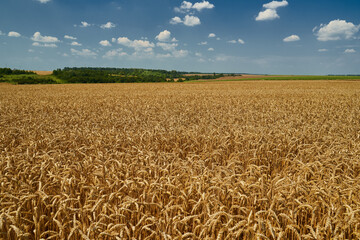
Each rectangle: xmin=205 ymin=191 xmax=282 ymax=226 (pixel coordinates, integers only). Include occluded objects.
xmin=1 ymin=80 xmax=360 ymax=239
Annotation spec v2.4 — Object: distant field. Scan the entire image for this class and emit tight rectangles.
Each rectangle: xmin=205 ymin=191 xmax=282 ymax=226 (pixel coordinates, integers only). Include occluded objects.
xmin=33 ymin=70 xmax=53 ymax=75
xmin=195 ymin=75 xmax=360 ymax=82
xmin=1 ymin=81 xmax=360 ymax=239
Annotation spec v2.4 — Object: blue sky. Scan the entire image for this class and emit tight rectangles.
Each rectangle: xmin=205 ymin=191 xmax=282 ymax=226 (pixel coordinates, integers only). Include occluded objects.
xmin=0 ymin=0 xmax=359 ymax=74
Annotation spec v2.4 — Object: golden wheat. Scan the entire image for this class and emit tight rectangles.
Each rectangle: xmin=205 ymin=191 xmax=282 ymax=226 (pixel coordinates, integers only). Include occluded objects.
xmin=1 ymin=80 xmax=360 ymax=239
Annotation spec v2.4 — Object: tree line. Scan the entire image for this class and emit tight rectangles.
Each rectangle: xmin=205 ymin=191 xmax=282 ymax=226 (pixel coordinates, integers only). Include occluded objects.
xmin=0 ymin=68 xmax=35 ymax=75
xmin=52 ymin=68 xmax=188 ymax=83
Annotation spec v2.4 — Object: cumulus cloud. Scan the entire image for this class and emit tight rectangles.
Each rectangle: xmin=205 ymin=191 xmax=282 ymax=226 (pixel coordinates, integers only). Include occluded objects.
xmin=64 ymin=35 xmax=76 ymax=40
xmin=171 ymin=15 xmax=200 ymax=26
xmin=37 ymin=0 xmax=51 ymax=3
xmin=238 ymin=39 xmax=245 ymax=44
xmin=208 ymin=33 xmax=216 ymax=38
xmin=71 ymin=41 xmax=82 ymax=46
xmin=256 ymin=9 xmax=279 ymax=21
xmin=117 ymin=37 xmax=155 ymax=52
xmin=175 ymin=1 xmax=214 ymax=13
xmin=208 ymin=47 xmax=214 ymax=51
xmin=170 ymin=16 xmax=183 ymax=25
xmin=99 ymin=40 xmax=112 ymax=47
xmin=156 ymin=30 xmax=171 ymax=42
xmin=31 ymin=32 xmax=59 ymax=43
xmin=344 ymin=49 xmax=356 ymax=53
xmin=103 ymin=48 xmax=127 ymax=59
xmin=0 ymin=30 xmax=4 ymax=36
xmin=101 ymin=22 xmax=116 ymax=29
xmin=78 ymin=21 xmax=91 ymax=28
xmin=172 ymin=49 xmax=189 ymax=58
xmin=198 ymin=41 xmax=207 ymax=45
xmin=192 ymin=1 xmax=215 ymax=11
xmin=8 ymin=31 xmax=21 ymax=37
xmin=183 ymin=15 xmax=201 ymax=26
xmin=263 ymin=0 xmax=288 ymax=9
xmin=318 ymin=49 xmax=328 ymax=52
xmin=157 ymin=42 xmax=178 ymax=51
xmin=256 ymin=1 xmax=287 ymax=21
xmin=228 ymin=39 xmax=245 ymax=44
xmin=314 ymin=20 xmax=360 ymax=41
xmin=32 ymin=42 xmax=57 ymax=48
xmin=156 ymin=50 xmax=188 ymax=59
xmin=71 ymin=48 xmax=97 ymax=57
xmin=283 ymin=35 xmax=300 ymax=42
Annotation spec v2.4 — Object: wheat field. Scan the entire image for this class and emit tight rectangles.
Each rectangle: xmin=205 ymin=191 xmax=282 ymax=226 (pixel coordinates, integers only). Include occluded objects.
xmin=1 ymin=81 xmax=360 ymax=239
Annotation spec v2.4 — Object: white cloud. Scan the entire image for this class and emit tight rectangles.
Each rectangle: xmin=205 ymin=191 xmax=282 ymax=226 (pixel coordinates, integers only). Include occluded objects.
xmin=318 ymin=49 xmax=328 ymax=52
xmin=170 ymin=16 xmax=183 ymax=25
xmin=263 ymin=0 xmax=288 ymax=9
xmin=171 ymin=37 xmax=178 ymax=42
xmin=176 ymin=1 xmax=193 ymax=12
xmin=208 ymin=47 xmax=214 ymax=51
xmin=28 ymin=49 xmax=35 ymax=53
xmin=175 ymin=1 xmax=214 ymax=13
xmin=156 ymin=30 xmax=171 ymax=42
xmin=314 ymin=20 xmax=360 ymax=41
xmin=99 ymin=40 xmax=112 ymax=47
xmin=208 ymin=33 xmax=216 ymax=38
xmin=228 ymin=39 xmax=245 ymax=44
xmin=71 ymin=48 xmax=97 ymax=57
xmin=172 ymin=49 xmax=189 ymax=58
xmin=183 ymin=15 xmax=201 ymax=26
xmin=31 ymin=32 xmax=59 ymax=43
xmin=101 ymin=22 xmax=116 ymax=29
xmin=80 ymin=21 xmax=91 ymax=28
xmin=256 ymin=0 xmax=288 ymax=21
xmin=0 ymin=30 xmax=4 ymax=36
xmin=37 ymin=0 xmax=51 ymax=3
xmin=283 ymin=34 xmax=300 ymax=42
xmin=198 ymin=41 xmax=208 ymax=45
xmin=192 ymin=1 xmax=215 ymax=11
xmin=32 ymin=42 xmax=57 ymax=48
xmin=64 ymin=35 xmax=76 ymax=40
xmin=344 ymin=49 xmax=356 ymax=53
xmin=71 ymin=41 xmax=82 ymax=46
xmin=195 ymin=52 xmax=202 ymax=57
xmin=157 ymin=42 xmax=178 ymax=51
xmin=117 ymin=37 xmax=155 ymax=51
xmin=8 ymin=31 xmax=21 ymax=37
xmin=171 ymin=15 xmax=201 ymax=26
xmin=117 ymin=37 xmax=132 ymax=46
xmin=103 ymin=48 xmax=127 ymax=59
xmin=256 ymin=9 xmax=279 ymax=21
xmin=111 ymin=38 xmax=116 ymax=43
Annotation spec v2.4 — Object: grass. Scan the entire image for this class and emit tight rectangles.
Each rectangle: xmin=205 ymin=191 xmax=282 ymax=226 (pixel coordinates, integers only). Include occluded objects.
xmin=1 ymin=81 xmax=360 ymax=239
